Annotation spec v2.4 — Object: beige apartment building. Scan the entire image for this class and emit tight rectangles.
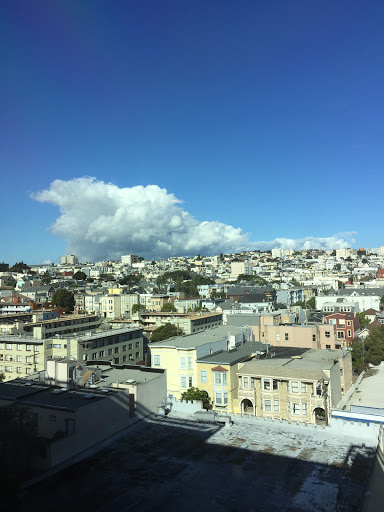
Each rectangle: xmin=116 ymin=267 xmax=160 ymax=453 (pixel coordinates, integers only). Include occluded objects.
xmin=236 ymin=349 xmax=352 ymax=425
xmin=0 ymin=326 xmax=145 ymax=381
xmin=260 ymin=323 xmax=341 ymax=350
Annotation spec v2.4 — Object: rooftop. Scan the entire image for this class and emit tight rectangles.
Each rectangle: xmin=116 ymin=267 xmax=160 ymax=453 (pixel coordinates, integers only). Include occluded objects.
xmin=197 ymin=340 xmax=266 ymax=365
xmin=149 ymin=325 xmax=248 ymax=349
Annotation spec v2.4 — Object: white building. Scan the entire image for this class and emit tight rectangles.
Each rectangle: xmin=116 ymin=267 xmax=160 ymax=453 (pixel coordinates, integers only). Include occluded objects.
xmin=61 ymin=255 xmax=79 ymax=265
xmin=231 ymin=259 xmax=252 ymax=279
xmin=121 ymin=255 xmax=139 ymax=266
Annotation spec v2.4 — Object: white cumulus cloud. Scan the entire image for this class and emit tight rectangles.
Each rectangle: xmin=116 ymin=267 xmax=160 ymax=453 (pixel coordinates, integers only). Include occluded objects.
xmin=31 ymin=177 xmax=356 ymax=261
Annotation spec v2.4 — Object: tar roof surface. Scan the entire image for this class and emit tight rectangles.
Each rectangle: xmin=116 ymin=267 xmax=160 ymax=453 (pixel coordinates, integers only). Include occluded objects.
xmin=149 ymin=325 xmax=246 ymax=349
xmin=197 ymin=341 xmax=265 ymax=365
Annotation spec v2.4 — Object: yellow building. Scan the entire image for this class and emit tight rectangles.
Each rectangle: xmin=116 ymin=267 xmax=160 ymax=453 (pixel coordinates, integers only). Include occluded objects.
xmin=150 ymin=325 xmax=256 ymax=401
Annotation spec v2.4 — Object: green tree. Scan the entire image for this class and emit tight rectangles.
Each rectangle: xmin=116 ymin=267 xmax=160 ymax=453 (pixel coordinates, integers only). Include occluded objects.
xmin=10 ymin=261 xmax=30 ymax=272
xmin=0 ymin=262 xmax=9 ymax=272
xmin=219 ymin=253 xmax=224 ymax=261
xmin=358 ymin=312 xmax=370 ymax=329
xmin=151 ymin=323 xmax=181 ymax=342
xmin=351 ymin=326 xmax=384 ymax=373
xmin=275 ymin=302 xmax=287 ymax=310
xmin=380 ymin=296 xmax=384 ymax=309
xmin=237 ymin=274 xmax=269 ymax=286
xmin=210 ymin=290 xmax=227 ymax=299
xmin=161 ymin=302 xmax=177 ymax=312
xmin=0 ymin=372 xmax=5 ymax=382
xmin=132 ymin=303 xmax=145 ymax=315
xmin=335 ymin=263 xmax=341 ymax=271
xmin=119 ymin=274 xmax=142 ymax=287
xmin=292 ymin=300 xmax=306 ymax=309
xmin=181 ymin=387 xmax=212 ymax=410
xmin=40 ymin=271 xmax=52 ymax=285
xmin=306 ymin=297 xmax=316 ymax=309
xmin=52 ymin=288 xmax=75 ymax=313
xmin=73 ymin=271 xmax=87 ymax=280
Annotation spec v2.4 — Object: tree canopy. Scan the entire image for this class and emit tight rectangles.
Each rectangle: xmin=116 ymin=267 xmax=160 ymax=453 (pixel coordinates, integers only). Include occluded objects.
xmin=357 ymin=312 xmax=370 ymax=329
xmin=306 ymin=297 xmax=316 ymax=309
xmin=40 ymin=271 xmax=52 ymax=285
xmin=119 ymin=274 xmax=142 ymax=287
xmin=10 ymin=261 xmax=30 ymax=272
xmin=52 ymin=288 xmax=75 ymax=313
xmin=236 ymin=274 xmax=269 ymax=286
xmin=132 ymin=303 xmax=145 ymax=315
xmin=181 ymin=387 xmax=212 ymax=410
xmin=73 ymin=271 xmax=87 ymax=280
xmin=351 ymin=326 xmax=384 ymax=373
xmin=151 ymin=323 xmax=181 ymax=342
xmin=160 ymin=302 xmax=177 ymax=312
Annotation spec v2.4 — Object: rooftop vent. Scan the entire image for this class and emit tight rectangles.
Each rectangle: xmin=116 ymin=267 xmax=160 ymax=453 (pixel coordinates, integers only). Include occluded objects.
xmin=125 ymin=379 xmax=136 ymax=384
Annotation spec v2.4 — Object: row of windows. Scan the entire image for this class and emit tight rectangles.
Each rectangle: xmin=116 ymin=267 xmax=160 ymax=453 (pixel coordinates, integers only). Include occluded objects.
xmin=0 ymin=344 xmax=39 ymax=351
xmin=0 ymin=365 xmax=32 ymax=374
xmin=91 ymin=350 xmax=140 ymax=359
xmin=241 ymin=377 xmax=309 ymax=393
xmin=261 ymin=400 xmax=308 ymax=415
xmin=0 ymin=355 xmax=39 ymax=363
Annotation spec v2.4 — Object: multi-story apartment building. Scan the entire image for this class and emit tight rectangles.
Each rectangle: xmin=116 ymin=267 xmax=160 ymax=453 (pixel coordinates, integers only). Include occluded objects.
xmin=61 ymin=255 xmax=79 ymax=265
xmin=150 ymin=325 xmax=254 ymax=399
xmin=100 ymin=294 xmax=139 ymax=319
xmin=236 ymin=349 xmax=351 ymax=425
xmin=0 ymin=326 xmax=145 ymax=381
xmin=324 ymin=312 xmax=360 ymax=348
xmin=141 ymin=311 xmax=222 ymax=336
xmin=230 ymin=259 xmax=252 ymax=279
xmin=121 ymin=254 xmax=139 ymax=266
xmin=259 ymin=323 xmax=341 ymax=350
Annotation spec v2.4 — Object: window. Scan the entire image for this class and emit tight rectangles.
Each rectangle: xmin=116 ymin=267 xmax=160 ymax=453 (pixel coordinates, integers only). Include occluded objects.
xmin=26 ymin=345 xmax=31 ymax=351
xmin=274 ymin=399 xmax=279 ymax=412
xmin=347 ymin=330 xmax=351 ymax=337
xmin=53 ymin=344 xmax=61 ymax=348
xmin=251 ymin=377 xmax=256 ymax=389
xmin=17 ymin=367 xmax=22 ymax=374
xmin=153 ymin=355 xmax=161 ymax=366
xmin=326 ymin=344 xmax=331 ymax=349
xmin=135 ymin=342 xmax=140 ymax=348
xmin=5 ymin=366 xmax=13 ymax=372
xmin=264 ymin=399 xmax=272 ymax=412
xmin=26 ymin=368 xmax=31 ymax=375
xmin=291 ymin=381 xmax=299 ymax=393
xmin=16 ymin=355 xmax=22 ymax=362
xmin=99 ymin=350 xmax=105 ymax=357
xmin=35 ymin=357 xmax=39 ymax=364
xmin=337 ymin=331 xmax=345 ymax=339
xmin=34 ymin=346 xmax=39 ymax=352
xmin=92 ymin=352 xmax=97 ymax=359
xmin=5 ymin=344 xmax=12 ymax=350
xmin=123 ymin=345 xmax=126 ymax=351
xmin=179 ymin=357 xmax=186 ymax=369
xmin=347 ymin=321 xmax=351 ymax=326
xmin=17 ymin=344 xmax=22 ymax=351
xmin=180 ymin=376 xmax=187 ymax=388
xmin=215 ymin=373 xmax=228 ymax=385
xmin=312 ymin=335 xmax=316 ymax=342
xmin=292 ymin=403 xmax=300 ymax=415
xmin=276 ymin=333 xmax=280 ymax=341
xmin=301 ymin=382 xmax=306 ymax=393
xmin=325 ymin=331 xmax=330 ymax=338
xmin=128 ymin=343 xmax=133 ymax=350
xmin=302 ymin=403 xmax=308 ymax=415
xmin=215 ymin=392 xmax=228 ymax=405
xmin=285 ymin=333 xmax=289 ymax=341
xmin=108 ymin=349 xmax=113 ymax=355
xmin=188 ymin=357 xmax=193 ymax=369
xmin=273 ymin=379 xmax=278 ymax=391
xmin=136 ymin=352 xmax=139 ymax=358
xmin=263 ymin=379 xmax=271 ymax=390
xmin=5 ymin=355 xmax=13 ymax=361
xmin=26 ymin=356 xmax=32 ymax=363
xmin=114 ymin=347 xmax=119 ymax=353
xmin=123 ymin=355 xmax=127 ymax=362
xmin=242 ymin=376 xmax=249 ymax=388
xmin=200 ymin=370 xmax=207 ymax=383
xmin=188 ymin=376 xmax=193 ymax=387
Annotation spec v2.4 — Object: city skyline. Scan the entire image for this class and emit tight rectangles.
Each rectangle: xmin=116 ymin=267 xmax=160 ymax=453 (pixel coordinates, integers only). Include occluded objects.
xmin=1 ymin=1 xmax=383 ymax=262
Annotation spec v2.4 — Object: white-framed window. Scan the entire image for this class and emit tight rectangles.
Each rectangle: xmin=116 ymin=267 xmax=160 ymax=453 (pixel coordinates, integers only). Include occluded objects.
xmin=347 ymin=330 xmax=351 ymax=337
xmin=0 ymin=344 xmax=3 ymax=349
xmin=53 ymin=344 xmax=61 ymax=349
xmin=215 ymin=392 xmax=228 ymax=406
xmin=347 ymin=321 xmax=351 ymax=326
xmin=273 ymin=379 xmax=278 ymax=390
xmin=180 ymin=376 xmax=187 ymax=388
xmin=301 ymin=382 xmax=306 ymax=393
xmin=291 ymin=381 xmax=299 ymax=393
xmin=274 ymin=399 xmax=279 ymax=412
xmin=242 ymin=376 xmax=249 ymax=388
xmin=337 ymin=331 xmax=344 ymax=339
xmin=276 ymin=333 xmax=280 ymax=341
xmin=17 ymin=367 xmax=22 ymax=374
xmin=200 ymin=370 xmax=207 ymax=383
xmin=292 ymin=403 xmax=300 ymax=415
xmin=263 ymin=378 xmax=271 ymax=390
xmin=17 ymin=344 xmax=22 ymax=351
xmin=16 ymin=355 xmax=22 ymax=362
xmin=34 ymin=346 xmax=39 ymax=352
xmin=302 ymin=403 xmax=308 ymax=415
xmin=179 ymin=357 xmax=186 ymax=369
xmin=5 ymin=366 xmax=13 ymax=372
xmin=312 ymin=335 xmax=316 ymax=342
xmin=26 ymin=356 xmax=32 ymax=363
xmin=35 ymin=357 xmax=40 ymax=364
xmin=215 ymin=372 xmax=228 ymax=385
xmin=251 ymin=377 xmax=256 ymax=389
xmin=26 ymin=345 xmax=32 ymax=351
xmin=188 ymin=357 xmax=193 ymax=370
xmin=5 ymin=344 xmax=12 ymax=350
xmin=5 ymin=355 xmax=13 ymax=362
xmin=264 ymin=399 xmax=272 ymax=412
xmin=285 ymin=333 xmax=289 ymax=341
xmin=99 ymin=350 xmax=105 ymax=357
xmin=325 ymin=331 xmax=330 ymax=338
xmin=153 ymin=355 xmax=161 ymax=366
xmin=26 ymin=368 xmax=31 ymax=375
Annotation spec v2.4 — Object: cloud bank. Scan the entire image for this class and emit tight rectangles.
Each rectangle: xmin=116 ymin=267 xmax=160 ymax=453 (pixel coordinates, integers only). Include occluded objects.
xmin=31 ymin=178 xmax=356 ymax=261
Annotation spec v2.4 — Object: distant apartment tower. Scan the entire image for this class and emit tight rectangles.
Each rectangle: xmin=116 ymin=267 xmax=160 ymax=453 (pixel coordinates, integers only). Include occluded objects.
xmin=61 ymin=254 xmax=79 ymax=265
xmin=231 ymin=259 xmax=252 ymax=279
xmin=271 ymin=248 xmax=294 ymax=258
xmin=335 ymin=248 xmax=356 ymax=258
xmin=121 ymin=254 xmax=139 ymax=266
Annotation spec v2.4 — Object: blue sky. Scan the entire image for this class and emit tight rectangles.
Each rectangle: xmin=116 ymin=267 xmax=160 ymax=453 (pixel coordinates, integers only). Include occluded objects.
xmin=1 ymin=1 xmax=383 ymax=263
